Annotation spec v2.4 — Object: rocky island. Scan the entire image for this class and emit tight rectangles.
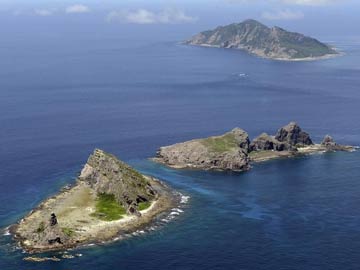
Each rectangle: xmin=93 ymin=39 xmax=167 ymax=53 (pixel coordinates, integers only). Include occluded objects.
xmin=153 ymin=122 xmax=354 ymax=171
xmin=185 ymin=19 xmax=338 ymax=61
xmin=10 ymin=149 xmax=178 ymax=253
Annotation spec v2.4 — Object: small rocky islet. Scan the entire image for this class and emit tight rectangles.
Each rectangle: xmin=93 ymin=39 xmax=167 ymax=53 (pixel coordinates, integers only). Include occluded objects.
xmin=10 ymin=149 xmax=179 ymax=253
xmin=153 ymin=122 xmax=354 ymax=171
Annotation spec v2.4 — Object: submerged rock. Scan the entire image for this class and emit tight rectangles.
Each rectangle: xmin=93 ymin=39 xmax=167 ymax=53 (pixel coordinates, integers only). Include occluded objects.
xmin=23 ymin=256 xmax=61 ymax=262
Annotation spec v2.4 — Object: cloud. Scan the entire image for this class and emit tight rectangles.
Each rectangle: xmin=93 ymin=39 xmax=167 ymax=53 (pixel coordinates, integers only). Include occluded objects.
xmin=106 ymin=8 xmax=197 ymax=24
xmin=261 ymin=9 xmax=304 ymax=20
xmin=34 ymin=9 xmax=53 ymax=16
xmin=65 ymin=4 xmax=90 ymax=14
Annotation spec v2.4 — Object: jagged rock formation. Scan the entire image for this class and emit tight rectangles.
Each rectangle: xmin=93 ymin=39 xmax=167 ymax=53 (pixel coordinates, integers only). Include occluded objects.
xmin=79 ymin=149 xmax=156 ymax=215
xmin=185 ymin=19 xmax=337 ymax=60
xmin=322 ymin=135 xmax=336 ymax=147
xmin=321 ymin=135 xmax=353 ymax=151
xmin=275 ymin=122 xmax=313 ymax=147
xmin=154 ymin=128 xmax=250 ymax=171
xmin=249 ymin=132 xmax=291 ymax=151
xmin=154 ymin=122 xmax=354 ymax=170
xmin=249 ymin=122 xmax=312 ymax=152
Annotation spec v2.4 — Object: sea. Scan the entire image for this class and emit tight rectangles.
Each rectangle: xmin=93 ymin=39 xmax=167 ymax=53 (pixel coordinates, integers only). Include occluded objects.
xmin=1 ymin=21 xmax=360 ymax=270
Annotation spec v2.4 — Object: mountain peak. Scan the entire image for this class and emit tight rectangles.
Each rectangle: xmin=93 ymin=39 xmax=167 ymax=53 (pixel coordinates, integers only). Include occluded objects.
xmin=241 ymin=19 xmax=267 ymax=27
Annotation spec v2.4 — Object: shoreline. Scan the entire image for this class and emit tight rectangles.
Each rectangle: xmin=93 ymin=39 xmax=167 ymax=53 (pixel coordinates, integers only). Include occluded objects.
xmin=152 ymin=144 xmax=356 ymax=171
xmin=9 ymin=176 xmax=181 ymax=254
xmin=249 ymin=144 xmax=355 ymax=163
xmin=150 ymin=157 xmax=246 ymax=172
xmin=184 ymin=43 xmax=342 ymax=62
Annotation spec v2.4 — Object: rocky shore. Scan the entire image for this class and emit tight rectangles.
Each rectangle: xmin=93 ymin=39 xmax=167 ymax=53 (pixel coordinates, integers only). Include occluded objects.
xmin=10 ymin=149 xmax=179 ymax=253
xmin=153 ymin=122 xmax=355 ymax=171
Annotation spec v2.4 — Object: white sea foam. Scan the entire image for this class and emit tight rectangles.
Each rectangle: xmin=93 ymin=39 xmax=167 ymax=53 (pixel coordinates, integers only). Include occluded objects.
xmin=2 ymin=227 xmax=11 ymax=236
xmin=161 ymin=218 xmax=171 ymax=223
xmin=180 ymin=195 xmax=190 ymax=204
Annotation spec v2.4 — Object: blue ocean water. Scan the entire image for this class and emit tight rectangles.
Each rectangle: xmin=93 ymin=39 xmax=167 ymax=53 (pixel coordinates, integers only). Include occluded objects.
xmin=1 ymin=23 xmax=360 ymax=269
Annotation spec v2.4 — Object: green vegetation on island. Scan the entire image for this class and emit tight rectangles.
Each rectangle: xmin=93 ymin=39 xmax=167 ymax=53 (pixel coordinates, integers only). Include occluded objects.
xmin=185 ymin=19 xmax=338 ymax=60
xmin=138 ymin=201 xmax=152 ymax=211
xmin=154 ymin=122 xmax=354 ymax=171
xmin=91 ymin=193 xmax=126 ymax=221
xmin=202 ymin=133 xmax=239 ymax=153
xmin=11 ymin=149 xmax=178 ymax=253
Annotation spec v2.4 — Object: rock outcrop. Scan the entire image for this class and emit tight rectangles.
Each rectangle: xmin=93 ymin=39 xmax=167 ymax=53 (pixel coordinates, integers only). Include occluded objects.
xmin=321 ymin=135 xmax=353 ymax=151
xmin=275 ymin=122 xmax=313 ymax=147
xmin=154 ymin=128 xmax=250 ymax=171
xmin=185 ymin=19 xmax=338 ymax=60
xmin=79 ymin=149 xmax=157 ymax=215
xmin=154 ymin=122 xmax=354 ymax=170
xmin=249 ymin=133 xmax=291 ymax=152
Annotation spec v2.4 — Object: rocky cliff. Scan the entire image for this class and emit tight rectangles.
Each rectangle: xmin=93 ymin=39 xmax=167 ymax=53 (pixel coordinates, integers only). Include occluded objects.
xmin=79 ymin=149 xmax=156 ymax=215
xmin=154 ymin=128 xmax=250 ymax=171
xmin=185 ymin=19 xmax=337 ymax=60
xmin=154 ymin=122 xmax=354 ymax=171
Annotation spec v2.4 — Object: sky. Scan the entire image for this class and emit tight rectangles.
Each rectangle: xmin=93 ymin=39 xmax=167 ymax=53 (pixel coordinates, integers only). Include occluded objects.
xmin=0 ymin=0 xmax=359 ymax=37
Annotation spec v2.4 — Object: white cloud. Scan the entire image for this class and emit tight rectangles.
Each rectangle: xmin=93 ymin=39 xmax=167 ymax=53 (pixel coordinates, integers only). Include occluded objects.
xmin=65 ymin=4 xmax=90 ymax=14
xmin=261 ymin=9 xmax=304 ymax=20
xmin=34 ymin=9 xmax=53 ymax=16
xmin=106 ymin=8 xmax=197 ymax=24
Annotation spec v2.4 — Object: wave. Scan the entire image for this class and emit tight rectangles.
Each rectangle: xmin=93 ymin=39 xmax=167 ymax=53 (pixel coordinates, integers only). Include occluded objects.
xmin=2 ymin=227 xmax=11 ymax=236
xmin=131 ymin=193 xmax=190 ymax=236
xmin=180 ymin=195 xmax=190 ymax=204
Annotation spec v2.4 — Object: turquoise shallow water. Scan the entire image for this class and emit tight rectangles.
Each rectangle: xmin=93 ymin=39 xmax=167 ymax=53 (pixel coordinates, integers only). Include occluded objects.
xmin=0 ymin=23 xmax=360 ymax=269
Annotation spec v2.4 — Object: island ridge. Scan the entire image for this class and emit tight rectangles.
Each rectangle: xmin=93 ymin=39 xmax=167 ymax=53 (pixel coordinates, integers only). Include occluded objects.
xmin=185 ymin=19 xmax=338 ymax=61
xmin=153 ymin=122 xmax=354 ymax=171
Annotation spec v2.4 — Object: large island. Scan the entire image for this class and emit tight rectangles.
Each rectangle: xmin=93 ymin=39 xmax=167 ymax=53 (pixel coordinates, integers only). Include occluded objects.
xmin=185 ymin=19 xmax=338 ymax=61
xmin=10 ymin=149 xmax=179 ymax=254
xmin=153 ymin=122 xmax=354 ymax=171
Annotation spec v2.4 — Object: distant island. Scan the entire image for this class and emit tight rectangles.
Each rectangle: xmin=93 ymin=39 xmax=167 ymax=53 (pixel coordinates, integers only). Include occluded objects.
xmin=152 ymin=122 xmax=355 ymax=171
xmin=10 ymin=149 xmax=179 ymax=254
xmin=185 ymin=19 xmax=338 ymax=61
